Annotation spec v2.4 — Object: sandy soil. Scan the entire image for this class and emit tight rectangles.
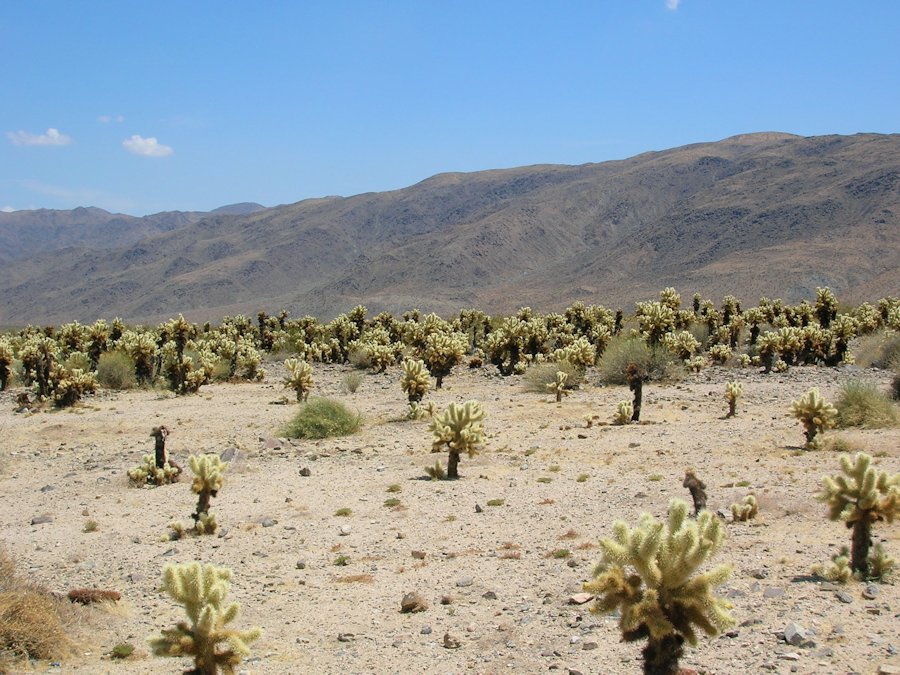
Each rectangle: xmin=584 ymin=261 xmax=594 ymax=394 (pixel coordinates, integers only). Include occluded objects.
xmin=1 ymin=361 xmax=898 ymax=675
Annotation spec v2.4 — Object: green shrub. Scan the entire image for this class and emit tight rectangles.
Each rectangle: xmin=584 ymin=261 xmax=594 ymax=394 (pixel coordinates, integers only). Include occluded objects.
xmin=523 ymin=361 xmax=583 ymax=392
xmin=282 ymin=398 xmax=361 ymax=439
xmin=835 ymin=380 xmax=897 ymax=428
xmin=96 ymin=351 xmax=137 ymax=389
xmin=597 ymin=335 xmax=679 ymax=384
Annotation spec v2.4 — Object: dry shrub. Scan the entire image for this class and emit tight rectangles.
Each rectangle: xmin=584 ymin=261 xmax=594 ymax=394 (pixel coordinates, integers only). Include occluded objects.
xmin=0 ymin=549 xmax=76 ymax=664
xmin=835 ymin=380 xmax=898 ymax=429
xmin=523 ymin=361 xmax=583 ymax=392
xmin=334 ymin=574 xmax=374 ymax=584
xmin=853 ymin=330 xmax=900 ymax=369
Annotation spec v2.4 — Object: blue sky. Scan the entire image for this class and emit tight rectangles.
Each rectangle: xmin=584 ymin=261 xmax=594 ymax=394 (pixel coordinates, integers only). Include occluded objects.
xmin=2 ymin=1 xmax=898 ymax=215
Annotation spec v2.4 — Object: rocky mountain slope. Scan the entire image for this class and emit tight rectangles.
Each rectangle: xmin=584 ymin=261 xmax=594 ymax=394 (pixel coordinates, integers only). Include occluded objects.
xmin=0 ymin=133 xmax=897 ymax=324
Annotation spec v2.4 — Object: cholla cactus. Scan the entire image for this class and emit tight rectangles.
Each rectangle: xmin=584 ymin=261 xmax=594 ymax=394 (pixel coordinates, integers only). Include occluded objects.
xmin=584 ymin=499 xmax=734 ymax=675
xmin=730 ymin=495 xmax=758 ymax=522
xmin=149 ymin=562 xmax=261 ymax=674
xmin=724 ymin=381 xmax=742 ymax=418
xmin=19 ymin=335 xmax=58 ymax=398
xmin=818 ymin=453 xmax=900 ymax=577
xmin=421 ymin=331 xmax=467 ymax=388
xmin=552 ymin=336 xmax=596 ymax=371
xmin=789 ymin=388 xmax=837 ymax=448
xmin=812 ymin=547 xmax=852 ymax=583
xmin=815 ymin=287 xmax=838 ymax=329
xmin=708 ymin=344 xmax=732 ymax=365
xmin=283 ymin=358 xmax=313 ymax=402
xmin=636 ymin=301 xmax=676 ymax=346
xmin=662 ymin=331 xmax=700 ymax=361
xmin=129 ymin=454 xmax=182 ymax=486
xmin=685 ymin=355 xmax=706 ymax=373
xmin=401 ymin=359 xmax=430 ymax=404
xmin=547 ymin=370 xmax=569 ymax=402
xmin=612 ymin=400 xmax=633 ymax=426
xmin=119 ymin=330 xmax=157 ymax=384
xmin=428 ymin=400 xmax=486 ymax=479
xmin=0 ymin=337 xmax=12 ymax=390
xmin=190 ymin=454 xmax=228 ymax=534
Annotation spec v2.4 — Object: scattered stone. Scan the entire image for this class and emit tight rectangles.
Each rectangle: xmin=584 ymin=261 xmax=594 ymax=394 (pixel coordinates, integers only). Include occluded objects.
xmin=443 ymin=632 xmax=461 ymax=649
xmin=260 ymin=518 xmax=277 ymax=528
xmin=863 ymin=584 xmax=880 ymax=600
xmin=741 ymin=617 xmax=763 ymax=627
xmin=440 ymin=595 xmax=453 ymax=605
xmin=30 ymin=515 xmax=53 ymax=525
xmin=420 ymin=625 xmax=432 ymax=635
xmin=784 ymin=622 xmax=807 ymax=646
xmin=456 ymin=576 xmax=474 ymax=588
xmin=295 ymin=560 xmax=307 ymax=570
xmin=569 ymin=593 xmax=594 ymax=605
xmin=763 ymin=587 xmax=784 ymax=599
xmin=261 ymin=437 xmax=282 ymax=450
xmin=879 ymin=665 xmax=900 ymax=674
xmin=837 ymin=591 xmax=853 ymax=604
xmin=299 ymin=467 xmax=312 ymax=477
xmin=411 ymin=550 xmax=426 ymax=560
xmin=582 ymin=641 xmax=598 ymax=651
xmin=569 ymin=669 xmax=585 ymax=675
xmin=778 ymin=652 xmax=800 ymax=661
xmin=569 ymin=636 xmax=580 ymax=644
xmin=337 ymin=633 xmax=354 ymax=642
xmin=338 ymin=525 xmax=351 ymax=536
xmin=475 ymin=504 xmax=483 ymax=513
xmin=566 ymin=558 xmax=577 ymax=568
xmin=482 ymin=590 xmax=497 ymax=600
xmin=400 ymin=592 xmax=428 ymax=613
xmin=726 ymin=630 xmax=739 ymax=638
xmin=39 ymin=485 xmax=55 ymax=493
xmin=749 ymin=568 xmax=769 ymax=579
xmin=220 ymin=447 xmax=240 ymax=464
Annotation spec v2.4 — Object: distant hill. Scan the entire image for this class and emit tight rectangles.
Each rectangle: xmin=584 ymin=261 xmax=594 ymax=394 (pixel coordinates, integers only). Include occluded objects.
xmin=1 ymin=132 xmax=897 ymax=325
xmin=209 ymin=202 xmax=266 ymax=216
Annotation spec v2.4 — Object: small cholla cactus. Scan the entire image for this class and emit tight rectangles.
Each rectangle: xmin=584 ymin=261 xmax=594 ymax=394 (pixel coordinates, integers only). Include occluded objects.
xmin=428 ymin=400 xmax=485 ymax=479
xmin=789 ymin=387 xmax=837 ymax=448
xmin=584 ymin=499 xmax=734 ymax=675
xmin=546 ymin=370 xmax=569 ymax=402
xmin=401 ymin=359 xmax=430 ymax=404
xmin=819 ymin=452 xmax=899 ymax=578
xmin=730 ymin=495 xmax=758 ymax=522
xmin=724 ymin=381 xmax=742 ymax=418
xmin=189 ymin=454 xmax=228 ymax=534
xmin=612 ymin=400 xmax=633 ymax=426
xmin=685 ymin=355 xmax=706 ymax=373
xmin=283 ymin=358 xmax=313 ymax=402
xmin=662 ymin=331 xmax=700 ymax=361
xmin=149 ymin=561 xmax=261 ymax=674
xmin=737 ymin=353 xmax=752 ymax=368
xmin=129 ymin=454 xmax=181 ymax=486
xmin=708 ymin=344 xmax=732 ymax=365
xmin=812 ymin=547 xmax=852 ymax=583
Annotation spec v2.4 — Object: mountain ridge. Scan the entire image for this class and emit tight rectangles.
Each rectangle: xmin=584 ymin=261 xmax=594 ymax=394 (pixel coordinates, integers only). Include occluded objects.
xmin=1 ymin=132 xmax=897 ymax=325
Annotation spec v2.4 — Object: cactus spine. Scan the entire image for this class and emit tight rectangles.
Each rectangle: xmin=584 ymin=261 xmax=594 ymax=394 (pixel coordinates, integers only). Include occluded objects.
xmin=584 ymin=499 xmax=734 ymax=675
xmin=150 ymin=562 xmax=261 ymax=674
xmin=428 ymin=400 xmax=486 ymax=479
xmin=818 ymin=453 xmax=900 ymax=577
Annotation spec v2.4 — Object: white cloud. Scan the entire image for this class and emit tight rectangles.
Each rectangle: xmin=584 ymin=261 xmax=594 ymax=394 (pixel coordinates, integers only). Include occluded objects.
xmin=666 ymin=0 xmax=681 ymax=9
xmin=1 ymin=206 xmax=15 ymax=213
xmin=98 ymin=114 xmax=125 ymax=123
xmin=7 ymin=127 xmax=73 ymax=146
xmin=122 ymin=134 xmax=174 ymax=157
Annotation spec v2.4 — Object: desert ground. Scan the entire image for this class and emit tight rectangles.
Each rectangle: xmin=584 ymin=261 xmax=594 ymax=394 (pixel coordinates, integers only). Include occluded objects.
xmin=1 ymin=360 xmax=898 ymax=675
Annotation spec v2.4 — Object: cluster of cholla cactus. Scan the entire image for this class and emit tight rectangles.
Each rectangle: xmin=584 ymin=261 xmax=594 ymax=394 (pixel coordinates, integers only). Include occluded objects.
xmin=724 ymin=381 xmax=743 ymax=418
xmin=585 ymin=499 xmax=734 ymax=675
xmin=663 ymin=330 xmax=700 ymax=361
xmin=171 ymin=454 xmax=229 ymax=537
xmin=283 ymin=358 xmax=314 ymax=402
xmin=400 ymin=358 xmax=432 ymax=419
xmin=818 ymin=453 xmax=899 ymax=579
xmin=730 ymin=495 xmax=758 ymax=522
xmin=128 ymin=426 xmax=182 ymax=485
xmin=150 ymin=561 xmax=261 ymax=674
xmin=16 ymin=334 xmax=97 ymax=407
xmin=612 ymin=400 xmax=633 ymax=426
xmin=789 ymin=387 xmax=837 ymax=448
xmin=428 ymin=400 xmax=485 ymax=479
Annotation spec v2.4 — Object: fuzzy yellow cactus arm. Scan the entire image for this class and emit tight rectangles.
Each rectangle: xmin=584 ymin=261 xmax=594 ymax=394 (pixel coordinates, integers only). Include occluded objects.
xmin=585 ymin=499 xmax=733 ymax=674
xmin=427 ymin=400 xmax=486 ymax=479
xmin=150 ymin=562 xmax=261 ymax=675
xmin=789 ymin=387 xmax=837 ymax=448
xmin=546 ymin=371 xmax=569 ymax=402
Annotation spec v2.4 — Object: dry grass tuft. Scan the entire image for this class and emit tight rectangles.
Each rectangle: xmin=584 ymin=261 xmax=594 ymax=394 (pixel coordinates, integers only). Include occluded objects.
xmin=334 ymin=574 xmax=374 ymax=584
xmin=0 ymin=549 xmax=77 ymax=665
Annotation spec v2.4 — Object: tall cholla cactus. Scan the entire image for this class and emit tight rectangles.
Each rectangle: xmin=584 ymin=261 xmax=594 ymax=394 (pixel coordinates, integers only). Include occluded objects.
xmin=789 ymin=387 xmax=837 ymax=448
xmin=724 ymin=381 xmax=742 ymax=418
xmin=547 ymin=370 xmax=569 ymax=402
xmin=150 ymin=562 xmax=261 ymax=675
xmin=585 ymin=499 xmax=734 ymax=675
xmin=428 ymin=400 xmax=486 ymax=479
xmin=401 ymin=358 xmax=431 ymax=419
xmin=283 ymin=357 xmax=313 ymax=402
xmin=819 ymin=453 xmax=900 ymax=577
xmin=190 ymin=454 xmax=228 ymax=534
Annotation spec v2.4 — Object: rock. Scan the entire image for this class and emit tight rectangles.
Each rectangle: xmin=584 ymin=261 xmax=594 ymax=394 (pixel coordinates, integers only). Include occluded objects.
xmin=837 ymin=591 xmax=853 ymax=604
xmin=440 ymin=595 xmax=453 ymax=605
xmin=400 ymin=592 xmax=428 ymax=613
xmin=863 ymin=584 xmax=879 ymax=600
xmin=568 ymin=593 xmax=594 ymax=605
xmin=295 ymin=560 xmax=307 ymax=570
xmin=420 ymin=625 xmax=432 ymax=635
xmin=582 ymin=641 xmax=598 ymax=651
xmin=39 ymin=485 xmax=55 ymax=493
xmin=475 ymin=504 xmax=483 ymax=513
xmin=299 ymin=467 xmax=312 ymax=477
xmin=481 ymin=590 xmax=497 ymax=600
xmin=338 ymin=525 xmax=351 ymax=536
xmin=220 ymin=447 xmax=240 ymax=464
xmin=337 ymin=633 xmax=354 ymax=642
xmin=763 ymin=587 xmax=784 ymax=598
xmin=878 ymin=665 xmax=900 ymax=675
xmin=778 ymin=652 xmax=800 ymax=661
xmin=456 ymin=576 xmax=474 ymax=588
xmin=443 ymin=632 xmax=461 ymax=649
xmin=261 ymin=437 xmax=282 ymax=450
xmin=569 ymin=636 xmax=580 ymax=644
xmin=784 ymin=622 xmax=807 ymax=646
xmin=31 ymin=515 xmax=53 ymax=525
xmin=569 ymin=669 xmax=585 ymax=675
xmin=749 ymin=568 xmax=769 ymax=579
xmin=411 ymin=550 xmax=426 ymax=560
xmin=260 ymin=518 xmax=277 ymax=528
xmin=566 ymin=558 xmax=578 ymax=568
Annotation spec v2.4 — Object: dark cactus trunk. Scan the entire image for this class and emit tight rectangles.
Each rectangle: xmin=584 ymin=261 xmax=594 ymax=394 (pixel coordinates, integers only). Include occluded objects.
xmin=194 ymin=491 xmax=212 ymax=523
xmin=154 ymin=433 xmax=168 ymax=468
xmin=850 ymin=518 xmax=871 ymax=577
xmin=447 ymin=451 xmax=460 ymax=479
xmin=630 ymin=379 xmax=643 ymax=422
xmin=642 ymin=634 xmax=684 ymax=675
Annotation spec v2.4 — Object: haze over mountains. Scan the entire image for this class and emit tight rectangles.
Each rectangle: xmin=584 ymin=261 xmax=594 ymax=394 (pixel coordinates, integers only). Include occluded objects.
xmin=1 ymin=132 xmax=897 ymax=325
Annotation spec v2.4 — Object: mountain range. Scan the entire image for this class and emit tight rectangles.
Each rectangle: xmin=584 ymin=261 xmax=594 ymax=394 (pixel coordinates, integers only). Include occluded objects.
xmin=1 ymin=132 xmax=897 ymax=325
